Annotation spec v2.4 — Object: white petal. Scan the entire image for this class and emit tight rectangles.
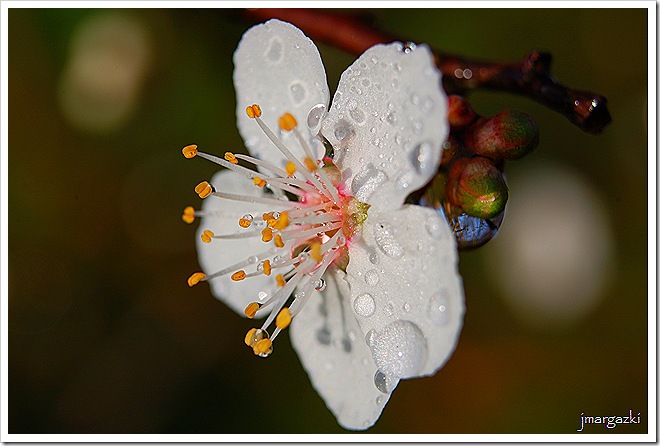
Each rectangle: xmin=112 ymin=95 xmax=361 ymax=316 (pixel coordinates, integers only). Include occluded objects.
xmin=345 ymin=204 xmax=464 ymax=380
xmin=196 ymin=170 xmax=284 ymax=316
xmin=233 ymin=19 xmax=330 ymax=169
xmin=289 ymin=268 xmax=393 ymax=430
xmin=322 ymin=43 xmax=448 ymax=211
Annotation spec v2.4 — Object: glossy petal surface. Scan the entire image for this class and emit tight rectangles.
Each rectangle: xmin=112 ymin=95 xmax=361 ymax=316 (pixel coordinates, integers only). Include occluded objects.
xmin=234 ymin=19 xmax=330 ymax=169
xmin=346 ymin=204 xmax=464 ymax=379
xmin=290 ymin=269 xmax=393 ymax=430
xmin=322 ymin=43 xmax=448 ymax=211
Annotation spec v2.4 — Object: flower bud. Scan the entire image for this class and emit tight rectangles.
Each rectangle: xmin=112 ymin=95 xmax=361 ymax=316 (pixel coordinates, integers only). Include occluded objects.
xmin=447 ymin=95 xmax=478 ymax=129
xmin=464 ymin=110 xmax=539 ymax=160
xmin=446 ymin=156 xmax=508 ymax=219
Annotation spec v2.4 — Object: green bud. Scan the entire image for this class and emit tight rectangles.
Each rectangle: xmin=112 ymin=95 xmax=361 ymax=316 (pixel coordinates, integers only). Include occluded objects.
xmin=446 ymin=157 xmax=508 ymax=219
xmin=464 ymin=110 xmax=539 ymax=160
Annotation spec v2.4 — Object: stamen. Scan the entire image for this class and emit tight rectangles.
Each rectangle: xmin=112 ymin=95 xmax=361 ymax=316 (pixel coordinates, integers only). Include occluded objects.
xmin=238 ymin=215 xmax=253 ymax=228
xmin=182 ymin=206 xmax=196 ymax=224
xmin=231 ymin=270 xmax=247 ymax=281
xmin=195 ymin=181 xmax=214 ymax=199
xmin=244 ymin=302 xmax=261 ymax=319
xmin=278 ymin=112 xmax=297 ymax=131
xmin=187 ymin=272 xmax=206 ymax=287
xmin=253 ymin=177 xmax=266 ymax=188
xmin=276 ymin=274 xmax=286 ymax=287
xmin=262 ymin=260 xmax=272 ymax=276
xmin=272 ymin=212 xmax=289 ymax=230
xmin=245 ymin=104 xmax=262 ymax=118
xmin=304 ymin=157 xmax=318 ymax=172
xmin=212 ymin=190 xmax=290 ymax=207
xmin=285 ymin=161 xmax=297 ymax=176
xmin=274 ymin=234 xmax=284 ymax=248
xmin=182 ymin=144 xmax=198 ymax=159
xmin=201 ymin=229 xmax=215 ymax=243
xmin=244 ymin=327 xmax=269 ymax=347
xmin=234 ymin=153 xmax=288 ymax=178
xmin=310 ymin=242 xmax=323 ymax=262
xmin=224 ymin=152 xmax=239 ymax=165
xmin=275 ymin=307 xmax=292 ymax=329
xmin=253 ymin=338 xmax=272 ymax=357
xmin=261 ymin=227 xmax=273 ymax=242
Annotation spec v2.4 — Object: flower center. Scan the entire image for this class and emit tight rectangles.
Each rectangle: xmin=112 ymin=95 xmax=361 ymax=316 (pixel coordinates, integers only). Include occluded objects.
xmin=183 ymin=104 xmax=369 ymax=357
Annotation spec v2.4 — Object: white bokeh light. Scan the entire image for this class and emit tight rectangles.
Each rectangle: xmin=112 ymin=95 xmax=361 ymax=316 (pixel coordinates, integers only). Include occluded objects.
xmin=487 ymin=161 xmax=615 ymax=329
xmin=58 ymin=12 xmax=152 ymax=134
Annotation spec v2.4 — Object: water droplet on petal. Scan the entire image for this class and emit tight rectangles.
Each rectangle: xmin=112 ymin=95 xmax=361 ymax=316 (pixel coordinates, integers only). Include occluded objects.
xmin=373 ymin=223 xmax=404 ymax=258
xmin=370 ymin=320 xmax=428 ymax=379
xmin=365 ymin=269 xmax=380 ymax=286
xmin=427 ymin=290 xmax=450 ymax=326
xmin=314 ymin=278 xmax=326 ymax=291
xmin=425 ymin=216 xmax=446 ymax=240
xmin=333 ymin=119 xmax=354 ymax=141
xmin=352 ymin=166 xmax=388 ymax=202
xmin=376 ymin=395 xmax=384 ymax=405
xmin=374 ymin=369 xmax=399 ymax=394
xmin=247 ymin=255 xmax=258 ymax=264
xmin=354 ymin=293 xmax=376 ymax=317
xmin=306 ymin=103 xmax=326 ymax=133
xmin=384 ymin=302 xmax=394 ymax=316
xmin=411 ymin=141 xmax=435 ymax=176
xmin=369 ymin=252 xmax=379 ymax=264
xmin=289 ymin=81 xmax=307 ymax=105
xmin=403 ymin=302 xmax=411 ymax=312
xmin=350 ymin=107 xmax=366 ymax=124
xmin=403 ymin=41 xmax=417 ymax=53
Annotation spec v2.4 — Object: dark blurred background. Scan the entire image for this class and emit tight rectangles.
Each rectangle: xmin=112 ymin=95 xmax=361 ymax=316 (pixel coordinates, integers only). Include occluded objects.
xmin=8 ymin=8 xmax=649 ymax=434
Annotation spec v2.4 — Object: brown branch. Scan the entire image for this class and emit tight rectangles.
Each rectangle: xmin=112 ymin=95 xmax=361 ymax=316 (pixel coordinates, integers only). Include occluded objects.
xmin=241 ymin=8 xmax=611 ymax=134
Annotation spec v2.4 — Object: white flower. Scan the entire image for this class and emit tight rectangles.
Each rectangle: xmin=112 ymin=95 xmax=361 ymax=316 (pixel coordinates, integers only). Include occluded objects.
xmin=183 ymin=19 xmax=464 ymax=430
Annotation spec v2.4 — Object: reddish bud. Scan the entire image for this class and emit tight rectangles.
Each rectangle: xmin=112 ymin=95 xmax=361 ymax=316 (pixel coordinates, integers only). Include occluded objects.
xmin=447 ymin=95 xmax=478 ymax=129
xmin=464 ymin=110 xmax=539 ymax=160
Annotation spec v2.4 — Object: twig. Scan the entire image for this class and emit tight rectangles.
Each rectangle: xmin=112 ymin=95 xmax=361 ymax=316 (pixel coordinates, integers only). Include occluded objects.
xmin=242 ymin=8 xmax=611 ymax=134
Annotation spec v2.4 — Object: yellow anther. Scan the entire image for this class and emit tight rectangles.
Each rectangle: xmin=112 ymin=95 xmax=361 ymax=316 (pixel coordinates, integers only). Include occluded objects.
xmin=244 ymin=302 xmax=261 ymax=319
xmin=272 ymin=212 xmax=289 ymax=230
xmin=262 ymin=212 xmax=274 ymax=221
xmin=266 ymin=218 xmax=277 ymax=228
xmin=274 ymin=234 xmax=284 ymax=248
xmin=310 ymin=242 xmax=323 ymax=262
xmin=278 ymin=112 xmax=297 ymax=131
xmin=304 ymin=157 xmax=318 ymax=172
xmin=276 ymin=274 xmax=286 ymax=287
xmin=231 ymin=270 xmax=247 ymax=281
xmin=263 ymin=260 xmax=271 ymax=276
xmin=187 ymin=272 xmax=206 ymax=287
xmin=224 ymin=152 xmax=239 ymax=164
xmin=246 ymin=104 xmax=262 ymax=118
xmin=195 ymin=181 xmax=214 ymax=199
xmin=182 ymin=144 xmax=198 ymax=159
xmin=244 ymin=328 xmax=259 ymax=347
xmin=253 ymin=177 xmax=266 ymax=188
xmin=239 ymin=218 xmax=252 ymax=228
xmin=182 ymin=206 xmax=195 ymax=224
xmin=261 ymin=227 xmax=273 ymax=243
xmin=253 ymin=338 xmax=273 ymax=356
xmin=201 ymin=229 xmax=215 ymax=243
xmin=276 ymin=307 xmax=292 ymax=330
xmin=285 ymin=161 xmax=297 ymax=176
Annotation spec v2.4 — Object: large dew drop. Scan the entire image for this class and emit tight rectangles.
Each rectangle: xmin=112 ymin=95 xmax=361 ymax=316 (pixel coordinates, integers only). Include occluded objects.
xmin=373 ymin=222 xmax=404 ymax=258
xmin=370 ymin=320 xmax=427 ymax=379
xmin=306 ymin=103 xmax=326 ymax=133
xmin=352 ymin=166 xmax=388 ymax=202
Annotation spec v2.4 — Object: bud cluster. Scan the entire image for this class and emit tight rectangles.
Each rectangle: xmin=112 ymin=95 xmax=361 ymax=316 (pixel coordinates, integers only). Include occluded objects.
xmin=420 ymin=95 xmax=540 ymax=249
